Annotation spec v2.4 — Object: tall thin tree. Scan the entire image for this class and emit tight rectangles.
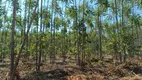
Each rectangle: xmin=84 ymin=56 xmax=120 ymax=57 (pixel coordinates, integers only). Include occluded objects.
xmin=38 ymin=0 xmax=43 ymax=71
xmin=11 ymin=0 xmax=39 ymax=79
xmin=10 ymin=0 xmax=17 ymax=79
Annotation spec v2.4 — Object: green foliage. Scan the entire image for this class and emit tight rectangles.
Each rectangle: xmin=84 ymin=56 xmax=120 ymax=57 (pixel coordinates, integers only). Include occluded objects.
xmin=26 ymin=0 xmax=37 ymax=8
xmin=65 ymin=6 xmax=76 ymax=19
xmin=55 ymin=17 xmax=61 ymax=29
xmin=0 ymin=0 xmax=142 ymax=61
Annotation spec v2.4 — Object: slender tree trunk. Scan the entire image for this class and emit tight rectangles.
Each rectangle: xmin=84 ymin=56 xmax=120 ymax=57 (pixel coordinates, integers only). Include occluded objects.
xmin=26 ymin=0 xmax=31 ymax=58
xmin=97 ymin=6 xmax=102 ymax=60
xmin=37 ymin=0 xmax=43 ymax=71
xmin=20 ymin=11 xmax=23 ymax=45
xmin=24 ymin=0 xmax=27 ymax=41
xmin=114 ymin=0 xmax=122 ymax=63
xmin=0 ymin=30 xmax=3 ymax=62
xmin=36 ymin=13 xmax=39 ymax=71
xmin=121 ymin=0 xmax=126 ymax=62
xmin=81 ymin=0 xmax=86 ymax=65
xmin=82 ymin=0 xmax=84 ymax=64
xmin=74 ymin=0 xmax=80 ymax=66
xmin=0 ymin=0 xmax=1 ymax=63
xmin=99 ymin=15 xmax=102 ymax=60
xmin=123 ymin=45 xmax=126 ymax=62
xmin=0 ymin=28 xmax=4 ymax=62
xmin=53 ymin=14 xmax=56 ymax=61
xmin=10 ymin=0 xmax=17 ymax=80
xmin=44 ymin=0 xmax=49 ymax=63
xmin=11 ymin=1 xmax=39 ymax=79
xmin=131 ymin=2 xmax=134 ymax=57
xmin=120 ymin=0 xmax=124 ymax=63
xmin=50 ymin=0 xmax=54 ymax=64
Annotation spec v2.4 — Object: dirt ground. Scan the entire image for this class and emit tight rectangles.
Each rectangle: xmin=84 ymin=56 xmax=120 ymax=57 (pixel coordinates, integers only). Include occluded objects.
xmin=0 ymin=56 xmax=142 ymax=80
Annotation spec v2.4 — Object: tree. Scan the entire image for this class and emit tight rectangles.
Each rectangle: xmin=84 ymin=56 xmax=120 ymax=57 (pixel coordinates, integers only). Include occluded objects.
xmin=97 ymin=0 xmax=109 ymax=60
xmin=115 ymin=0 xmax=122 ymax=63
xmin=37 ymin=0 xmax=43 ymax=71
xmin=11 ymin=0 xmax=39 ymax=79
xmin=10 ymin=0 xmax=17 ymax=79
xmin=0 ymin=1 xmax=142 ymax=79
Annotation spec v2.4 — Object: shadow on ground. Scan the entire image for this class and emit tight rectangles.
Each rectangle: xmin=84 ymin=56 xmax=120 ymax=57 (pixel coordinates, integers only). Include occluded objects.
xmin=21 ymin=69 xmax=69 ymax=80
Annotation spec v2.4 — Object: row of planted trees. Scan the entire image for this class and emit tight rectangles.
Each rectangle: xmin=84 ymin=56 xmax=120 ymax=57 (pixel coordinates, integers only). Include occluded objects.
xmin=0 ymin=0 xmax=142 ymax=79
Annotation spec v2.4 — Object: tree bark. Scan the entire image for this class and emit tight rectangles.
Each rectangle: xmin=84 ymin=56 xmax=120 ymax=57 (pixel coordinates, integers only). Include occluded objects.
xmin=10 ymin=0 xmax=17 ymax=79
xmin=36 ymin=10 xmax=39 ymax=71
xmin=37 ymin=0 xmax=43 ymax=71
xmin=97 ymin=6 xmax=102 ymax=60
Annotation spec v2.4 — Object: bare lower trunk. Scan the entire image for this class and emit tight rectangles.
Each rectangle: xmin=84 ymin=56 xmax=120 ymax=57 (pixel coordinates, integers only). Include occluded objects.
xmin=123 ymin=46 xmax=126 ymax=62
xmin=119 ymin=52 xmax=122 ymax=63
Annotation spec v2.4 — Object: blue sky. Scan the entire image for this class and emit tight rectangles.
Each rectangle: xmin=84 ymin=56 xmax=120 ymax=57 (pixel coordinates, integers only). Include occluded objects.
xmin=134 ymin=6 xmax=142 ymax=17
xmin=1 ymin=0 xmax=141 ymax=33
xmin=2 ymin=0 xmax=142 ymax=21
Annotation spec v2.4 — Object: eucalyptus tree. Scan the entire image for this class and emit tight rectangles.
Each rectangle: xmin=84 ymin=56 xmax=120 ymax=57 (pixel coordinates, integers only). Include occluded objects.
xmin=121 ymin=0 xmax=125 ymax=62
xmin=129 ymin=0 xmax=140 ymax=57
xmin=10 ymin=0 xmax=17 ymax=79
xmin=104 ymin=0 xmax=122 ymax=62
xmin=84 ymin=2 xmax=95 ymax=56
xmin=79 ymin=0 xmax=86 ymax=65
xmin=74 ymin=0 xmax=88 ymax=66
xmin=74 ymin=0 xmax=80 ymax=65
xmin=63 ymin=0 xmax=80 ymax=65
xmin=25 ymin=0 xmax=31 ymax=56
xmin=118 ymin=0 xmax=142 ymax=61
xmin=0 ymin=0 xmax=6 ymax=62
xmin=113 ymin=0 xmax=123 ymax=63
xmin=95 ymin=0 xmax=109 ymax=60
xmin=59 ymin=0 xmax=69 ymax=62
xmin=42 ymin=1 xmax=50 ymax=63
xmin=120 ymin=0 xmax=134 ymax=62
xmin=114 ymin=0 xmax=120 ymax=61
xmin=53 ymin=0 xmax=62 ymax=61
xmin=49 ymin=0 xmax=54 ymax=64
xmin=34 ymin=12 xmax=39 ymax=71
xmin=48 ymin=0 xmax=59 ymax=63
xmin=23 ymin=0 xmax=27 ymax=47
xmin=11 ymin=0 xmax=39 ymax=79
xmin=37 ymin=0 xmax=43 ymax=71
xmin=72 ymin=0 xmax=81 ymax=65
xmin=0 ymin=0 xmax=2 ymax=62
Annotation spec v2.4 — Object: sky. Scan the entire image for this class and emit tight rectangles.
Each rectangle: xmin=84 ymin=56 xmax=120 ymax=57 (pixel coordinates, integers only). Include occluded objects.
xmin=1 ymin=0 xmax=142 ymax=22
xmin=0 ymin=0 xmax=141 ymax=33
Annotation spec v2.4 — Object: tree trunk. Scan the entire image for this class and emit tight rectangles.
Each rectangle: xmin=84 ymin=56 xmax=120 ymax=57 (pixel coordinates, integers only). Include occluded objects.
xmin=50 ymin=0 xmax=54 ymax=64
xmin=98 ymin=6 xmax=102 ymax=60
xmin=114 ymin=0 xmax=122 ymax=63
xmin=10 ymin=0 xmax=17 ymax=79
xmin=131 ymin=1 xmax=134 ymax=57
xmin=123 ymin=45 xmax=126 ymax=62
xmin=37 ymin=0 xmax=43 ymax=71
xmin=36 ymin=12 xmax=39 ymax=71
xmin=120 ymin=0 xmax=124 ymax=63
xmin=11 ymin=0 xmax=39 ymax=79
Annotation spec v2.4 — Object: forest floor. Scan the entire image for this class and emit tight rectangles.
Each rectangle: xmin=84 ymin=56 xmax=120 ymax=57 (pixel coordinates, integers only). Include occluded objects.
xmin=0 ymin=56 xmax=142 ymax=80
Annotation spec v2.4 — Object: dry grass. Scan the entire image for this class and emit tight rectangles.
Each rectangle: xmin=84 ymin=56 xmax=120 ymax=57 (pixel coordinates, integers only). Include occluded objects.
xmin=1 ymin=56 xmax=142 ymax=80
xmin=62 ymin=75 xmax=86 ymax=80
xmin=120 ymin=74 xmax=142 ymax=80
